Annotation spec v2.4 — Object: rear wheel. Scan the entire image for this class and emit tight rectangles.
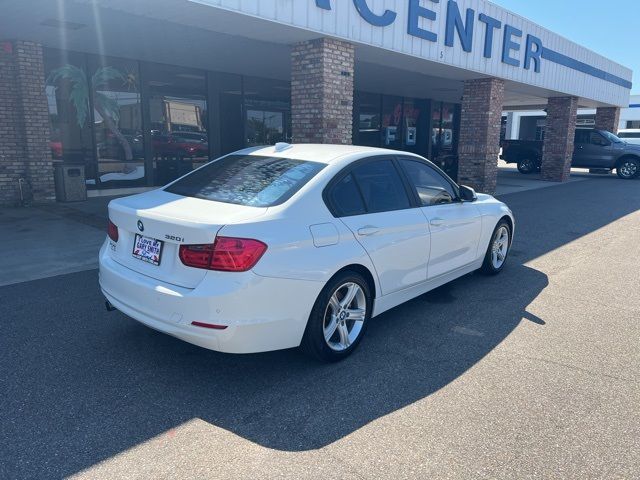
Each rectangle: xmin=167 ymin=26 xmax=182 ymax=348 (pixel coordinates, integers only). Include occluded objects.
xmin=517 ymin=157 xmax=537 ymax=174
xmin=480 ymin=220 xmax=511 ymax=275
xmin=616 ymin=157 xmax=640 ymax=179
xmin=300 ymin=271 xmax=372 ymax=362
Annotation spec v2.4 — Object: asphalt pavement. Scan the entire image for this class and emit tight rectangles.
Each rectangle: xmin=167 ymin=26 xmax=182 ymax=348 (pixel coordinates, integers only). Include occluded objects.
xmin=1 ymin=175 xmax=639 ymax=479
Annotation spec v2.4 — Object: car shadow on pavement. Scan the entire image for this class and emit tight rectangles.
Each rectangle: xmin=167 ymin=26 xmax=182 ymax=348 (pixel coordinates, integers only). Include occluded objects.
xmin=1 ymin=177 xmax=639 ymax=478
xmin=0 ymin=263 xmax=547 ymax=477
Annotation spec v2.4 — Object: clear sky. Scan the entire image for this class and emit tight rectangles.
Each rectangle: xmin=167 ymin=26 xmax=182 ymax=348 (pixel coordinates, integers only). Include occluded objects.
xmin=491 ymin=0 xmax=639 ymax=94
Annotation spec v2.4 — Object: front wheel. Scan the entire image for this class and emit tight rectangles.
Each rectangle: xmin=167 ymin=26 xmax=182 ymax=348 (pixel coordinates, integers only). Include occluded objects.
xmin=480 ymin=220 xmax=512 ymax=275
xmin=517 ymin=157 xmax=537 ymax=174
xmin=616 ymin=157 xmax=640 ymax=179
xmin=300 ymin=271 xmax=372 ymax=362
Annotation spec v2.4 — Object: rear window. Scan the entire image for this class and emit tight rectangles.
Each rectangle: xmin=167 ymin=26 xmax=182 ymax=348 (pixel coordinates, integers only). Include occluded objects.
xmin=165 ymin=154 xmax=325 ymax=207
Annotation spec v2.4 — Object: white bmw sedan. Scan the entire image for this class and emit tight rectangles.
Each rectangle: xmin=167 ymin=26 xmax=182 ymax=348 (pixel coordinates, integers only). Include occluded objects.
xmin=99 ymin=144 xmax=514 ymax=362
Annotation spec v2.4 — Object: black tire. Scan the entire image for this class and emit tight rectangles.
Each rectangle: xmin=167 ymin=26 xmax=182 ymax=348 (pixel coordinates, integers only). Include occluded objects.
xmin=517 ymin=157 xmax=537 ymax=174
xmin=480 ymin=220 xmax=512 ymax=275
xmin=616 ymin=157 xmax=640 ymax=179
xmin=300 ymin=271 xmax=372 ymax=362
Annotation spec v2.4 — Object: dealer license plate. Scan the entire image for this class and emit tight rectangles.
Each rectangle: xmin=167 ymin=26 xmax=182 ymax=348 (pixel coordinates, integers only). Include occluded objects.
xmin=132 ymin=234 xmax=163 ymax=266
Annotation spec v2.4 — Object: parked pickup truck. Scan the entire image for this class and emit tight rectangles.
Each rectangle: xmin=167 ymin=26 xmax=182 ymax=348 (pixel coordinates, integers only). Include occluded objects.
xmin=500 ymin=128 xmax=640 ymax=179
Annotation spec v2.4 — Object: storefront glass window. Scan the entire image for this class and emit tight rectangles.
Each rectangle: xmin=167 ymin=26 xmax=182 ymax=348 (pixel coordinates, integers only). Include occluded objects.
xmin=88 ymin=56 xmax=144 ymax=188
xmin=402 ymin=98 xmax=425 ymax=154
xmin=243 ymin=76 xmax=290 ymax=146
xmin=356 ymin=92 xmax=381 ymax=147
xmin=216 ymin=73 xmax=244 ymax=155
xmin=44 ymin=49 xmax=96 ymax=185
xmin=144 ymin=63 xmax=208 ymax=185
xmin=431 ymin=102 xmax=458 ymax=159
xmin=381 ymin=95 xmax=403 ymax=149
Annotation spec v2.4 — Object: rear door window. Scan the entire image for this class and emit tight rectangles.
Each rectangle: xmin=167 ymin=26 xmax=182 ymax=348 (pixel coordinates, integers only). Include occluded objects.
xmin=165 ymin=154 xmax=325 ymax=207
xmin=350 ymin=159 xmax=412 ymax=213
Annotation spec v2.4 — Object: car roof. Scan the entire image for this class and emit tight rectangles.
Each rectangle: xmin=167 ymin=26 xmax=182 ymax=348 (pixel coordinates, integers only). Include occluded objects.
xmin=232 ymin=144 xmax=420 ymax=164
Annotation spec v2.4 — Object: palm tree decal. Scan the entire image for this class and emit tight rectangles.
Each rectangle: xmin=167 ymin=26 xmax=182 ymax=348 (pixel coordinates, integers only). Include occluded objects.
xmin=47 ymin=65 xmax=134 ymax=160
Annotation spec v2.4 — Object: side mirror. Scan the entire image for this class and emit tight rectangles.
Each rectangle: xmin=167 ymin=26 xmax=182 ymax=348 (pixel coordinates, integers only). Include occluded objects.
xmin=459 ymin=185 xmax=477 ymax=202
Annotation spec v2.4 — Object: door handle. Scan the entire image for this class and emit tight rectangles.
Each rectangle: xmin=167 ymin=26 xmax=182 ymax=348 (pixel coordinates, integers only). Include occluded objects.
xmin=430 ymin=218 xmax=445 ymax=227
xmin=357 ymin=226 xmax=379 ymax=236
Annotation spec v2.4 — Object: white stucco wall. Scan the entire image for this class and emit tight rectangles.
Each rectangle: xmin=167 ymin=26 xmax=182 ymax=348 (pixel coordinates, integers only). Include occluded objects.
xmin=620 ymin=95 xmax=640 ymax=129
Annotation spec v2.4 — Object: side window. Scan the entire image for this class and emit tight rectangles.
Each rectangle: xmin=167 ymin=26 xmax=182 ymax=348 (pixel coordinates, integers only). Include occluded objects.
xmin=398 ymin=159 xmax=456 ymax=206
xmin=328 ymin=173 xmax=366 ymax=217
xmin=590 ymin=132 xmax=608 ymax=146
xmin=351 ymin=159 xmax=411 ymax=213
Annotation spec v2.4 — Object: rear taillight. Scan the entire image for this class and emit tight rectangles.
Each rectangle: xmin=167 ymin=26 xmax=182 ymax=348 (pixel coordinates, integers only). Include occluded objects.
xmin=107 ymin=220 xmax=119 ymax=242
xmin=179 ymin=237 xmax=267 ymax=272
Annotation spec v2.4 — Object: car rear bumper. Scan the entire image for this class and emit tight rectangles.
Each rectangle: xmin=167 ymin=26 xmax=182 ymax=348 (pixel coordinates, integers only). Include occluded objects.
xmin=98 ymin=241 xmax=323 ymax=353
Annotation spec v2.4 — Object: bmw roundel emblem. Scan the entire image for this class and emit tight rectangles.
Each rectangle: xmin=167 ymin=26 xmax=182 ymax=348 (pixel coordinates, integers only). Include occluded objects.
xmin=137 ymin=220 xmax=144 ymax=232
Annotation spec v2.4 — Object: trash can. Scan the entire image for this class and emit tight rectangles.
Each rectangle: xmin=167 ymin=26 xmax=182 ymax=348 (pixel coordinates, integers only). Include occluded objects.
xmin=54 ymin=164 xmax=87 ymax=202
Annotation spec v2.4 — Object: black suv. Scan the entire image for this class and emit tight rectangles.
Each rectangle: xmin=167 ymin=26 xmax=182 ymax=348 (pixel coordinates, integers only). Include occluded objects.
xmin=501 ymin=129 xmax=640 ymax=179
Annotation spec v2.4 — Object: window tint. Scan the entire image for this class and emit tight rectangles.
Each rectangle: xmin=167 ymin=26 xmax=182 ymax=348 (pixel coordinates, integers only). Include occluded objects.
xmin=574 ymin=130 xmax=590 ymax=144
xmin=351 ymin=159 xmax=411 ymax=213
xmin=399 ymin=159 xmax=456 ymax=206
xmin=328 ymin=173 xmax=366 ymax=217
xmin=165 ymin=154 xmax=325 ymax=207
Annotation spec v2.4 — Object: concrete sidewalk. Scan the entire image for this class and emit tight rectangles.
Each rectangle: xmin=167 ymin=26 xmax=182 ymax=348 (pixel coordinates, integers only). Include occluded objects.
xmin=0 ymin=197 xmax=113 ymax=286
xmin=495 ymin=161 xmax=591 ymax=195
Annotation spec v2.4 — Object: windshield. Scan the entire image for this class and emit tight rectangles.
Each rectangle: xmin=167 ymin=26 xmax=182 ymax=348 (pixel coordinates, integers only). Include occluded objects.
xmin=165 ymin=154 xmax=326 ymax=207
xmin=601 ymin=131 xmax=624 ymax=143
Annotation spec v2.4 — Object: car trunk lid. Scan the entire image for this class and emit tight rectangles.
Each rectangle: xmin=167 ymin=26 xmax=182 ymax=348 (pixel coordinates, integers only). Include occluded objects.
xmin=107 ymin=190 xmax=267 ymax=288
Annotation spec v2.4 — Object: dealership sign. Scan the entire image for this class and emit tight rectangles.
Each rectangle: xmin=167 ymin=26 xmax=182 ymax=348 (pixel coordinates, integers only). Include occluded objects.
xmin=315 ymin=0 xmax=632 ymax=88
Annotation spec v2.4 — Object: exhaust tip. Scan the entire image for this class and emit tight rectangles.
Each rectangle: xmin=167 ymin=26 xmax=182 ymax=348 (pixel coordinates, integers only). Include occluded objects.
xmin=105 ymin=300 xmax=117 ymax=312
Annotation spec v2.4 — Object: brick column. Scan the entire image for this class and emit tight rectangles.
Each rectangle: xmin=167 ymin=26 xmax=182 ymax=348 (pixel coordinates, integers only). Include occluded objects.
xmin=0 ymin=40 xmax=54 ymax=205
xmin=0 ymin=41 xmax=22 ymax=205
xmin=291 ymin=38 xmax=354 ymax=144
xmin=595 ymin=107 xmax=621 ymax=133
xmin=541 ymin=96 xmax=578 ymax=182
xmin=457 ymin=78 xmax=505 ymax=194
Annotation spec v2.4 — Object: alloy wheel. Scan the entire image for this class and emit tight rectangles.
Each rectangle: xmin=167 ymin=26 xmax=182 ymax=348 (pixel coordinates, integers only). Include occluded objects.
xmin=491 ymin=226 xmax=510 ymax=269
xmin=323 ymin=282 xmax=367 ymax=351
